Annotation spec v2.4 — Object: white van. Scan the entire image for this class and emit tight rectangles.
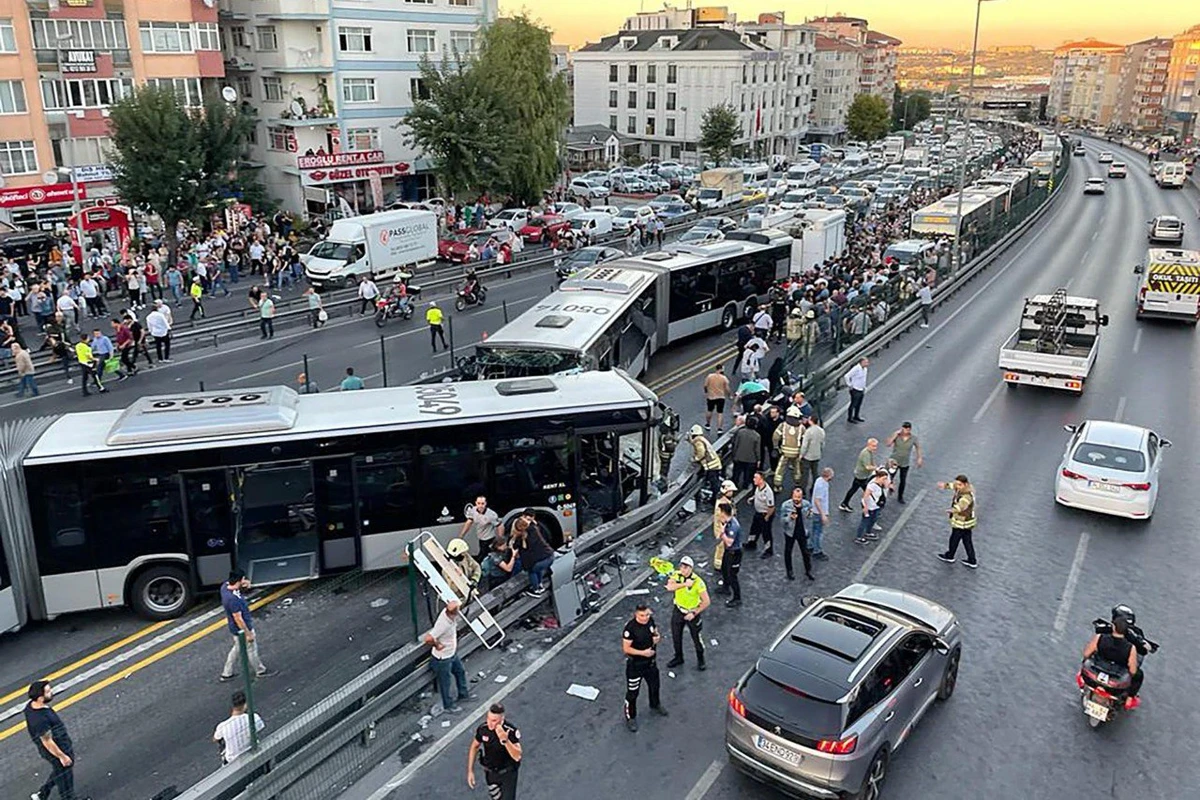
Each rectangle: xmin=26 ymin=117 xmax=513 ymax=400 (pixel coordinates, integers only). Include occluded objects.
xmin=1155 ymin=161 xmax=1187 ymax=189
xmin=570 ymin=210 xmax=614 ymax=239
xmin=785 ymin=161 xmax=821 ymax=189
xmin=1135 ymin=248 xmax=1200 ymax=323
xmin=303 ymin=209 xmax=438 ymax=289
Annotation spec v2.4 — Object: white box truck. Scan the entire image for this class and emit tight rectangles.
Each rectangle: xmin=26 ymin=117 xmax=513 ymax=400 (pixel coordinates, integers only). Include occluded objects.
xmin=696 ymin=168 xmax=744 ymax=210
xmin=786 ymin=208 xmax=847 ymax=272
xmin=998 ymin=289 xmax=1108 ymax=393
xmin=304 ymin=208 xmax=438 ymax=290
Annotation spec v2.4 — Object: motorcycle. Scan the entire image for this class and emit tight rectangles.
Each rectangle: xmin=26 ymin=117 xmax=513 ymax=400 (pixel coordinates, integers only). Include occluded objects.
xmin=374 ymin=295 xmax=413 ymax=327
xmin=554 ymin=263 xmax=579 ymax=287
xmin=1076 ymin=611 xmax=1159 ymax=728
xmin=454 ymin=283 xmax=487 ymax=312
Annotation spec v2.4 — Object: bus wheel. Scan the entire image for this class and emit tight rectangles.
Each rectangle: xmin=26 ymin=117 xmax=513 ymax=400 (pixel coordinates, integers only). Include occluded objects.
xmin=720 ymin=306 xmax=737 ymax=330
xmin=130 ymin=565 xmax=193 ymax=620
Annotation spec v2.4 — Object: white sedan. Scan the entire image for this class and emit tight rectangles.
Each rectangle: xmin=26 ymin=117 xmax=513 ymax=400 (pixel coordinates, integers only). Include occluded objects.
xmin=1107 ymin=162 xmax=1127 ymax=178
xmin=1098 ymin=151 xmax=1114 ymax=164
xmin=611 ymin=205 xmax=655 ymax=232
xmin=1083 ymin=178 xmax=1107 ymax=195
xmin=1056 ymin=421 xmax=1169 ymax=519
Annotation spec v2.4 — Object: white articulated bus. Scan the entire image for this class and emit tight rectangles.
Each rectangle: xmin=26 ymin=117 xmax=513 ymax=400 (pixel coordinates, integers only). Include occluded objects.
xmin=469 ymin=230 xmax=793 ymax=379
xmin=0 ymin=373 xmax=662 ymax=628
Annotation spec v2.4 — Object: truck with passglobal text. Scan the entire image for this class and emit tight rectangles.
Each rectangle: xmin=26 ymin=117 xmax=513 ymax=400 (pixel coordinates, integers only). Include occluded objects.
xmin=304 ymin=208 xmax=439 ymax=290
xmin=695 ymin=168 xmax=744 ymax=210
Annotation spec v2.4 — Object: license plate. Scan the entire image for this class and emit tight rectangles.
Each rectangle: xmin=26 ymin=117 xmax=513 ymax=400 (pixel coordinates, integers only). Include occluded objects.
xmin=1088 ymin=481 xmax=1121 ymax=494
xmin=753 ymin=735 xmax=803 ymax=765
xmin=1084 ymin=700 xmax=1109 ymax=721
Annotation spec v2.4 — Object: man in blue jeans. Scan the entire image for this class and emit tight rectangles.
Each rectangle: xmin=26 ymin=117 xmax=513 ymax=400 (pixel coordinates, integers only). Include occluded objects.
xmin=423 ymin=600 xmax=473 ymax=713
xmin=513 ymin=514 xmax=555 ymax=598
xmin=855 ymin=470 xmax=887 ymax=545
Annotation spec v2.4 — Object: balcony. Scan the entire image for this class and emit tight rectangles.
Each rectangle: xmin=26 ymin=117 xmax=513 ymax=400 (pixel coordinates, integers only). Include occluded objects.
xmin=255 ymin=0 xmax=331 ymax=21
xmin=218 ymin=0 xmax=251 ymax=21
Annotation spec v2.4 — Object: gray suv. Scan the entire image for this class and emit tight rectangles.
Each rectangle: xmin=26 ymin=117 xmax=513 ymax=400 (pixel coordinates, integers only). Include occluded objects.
xmin=725 ymin=584 xmax=962 ymax=800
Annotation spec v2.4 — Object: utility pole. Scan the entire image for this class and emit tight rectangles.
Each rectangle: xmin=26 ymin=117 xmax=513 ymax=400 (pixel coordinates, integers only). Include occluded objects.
xmin=952 ymin=0 xmax=996 ymax=272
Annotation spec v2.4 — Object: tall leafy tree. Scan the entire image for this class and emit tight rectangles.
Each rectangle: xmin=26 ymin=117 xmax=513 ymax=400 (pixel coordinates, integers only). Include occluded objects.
xmin=474 ymin=15 xmax=570 ymax=203
xmin=846 ymin=94 xmax=891 ymax=141
xmin=699 ymin=104 xmax=740 ymax=166
xmin=402 ymin=54 xmax=507 ymax=200
xmin=892 ymin=91 xmax=932 ymax=131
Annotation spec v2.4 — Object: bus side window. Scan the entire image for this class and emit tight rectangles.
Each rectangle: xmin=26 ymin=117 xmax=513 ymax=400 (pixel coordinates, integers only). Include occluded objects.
xmin=577 ymin=432 xmax=620 ymax=532
xmin=28 ymin=472 xmax=90 ymax=574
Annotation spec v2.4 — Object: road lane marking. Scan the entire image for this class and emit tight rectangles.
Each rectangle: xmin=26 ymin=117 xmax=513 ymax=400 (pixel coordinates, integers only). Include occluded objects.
xmin=684 ymin=759 xmax=726 ymax=800
xmin=1051 ymin=532 xmax=1091 ymax=641
xmin=1115 ymin=396 xmax=1126 ymax=422
xmin=354 ymin=294 xmax=544 ymax=350
xmin=1132 ymin=328 xmax=1142 ymax=354
xmin=367 ymin=520 xmax=709 ymax=797
xmin=854 ymin=489 xmax=929 ymax=583
xmin=972 ymin=382 xmax=1005 ymax=424
xmin=0 ymin=582 xmax=299 ymax=744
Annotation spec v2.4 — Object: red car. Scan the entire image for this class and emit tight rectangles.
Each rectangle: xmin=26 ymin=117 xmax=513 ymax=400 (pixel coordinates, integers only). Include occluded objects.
xmin=438 ymin=228 xmax=487 ymax=263
xmin=518 ymin=214 xmax=571 ymax=244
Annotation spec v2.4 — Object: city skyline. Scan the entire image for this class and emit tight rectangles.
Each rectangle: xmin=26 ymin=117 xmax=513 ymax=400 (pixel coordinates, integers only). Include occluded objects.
xmin=501 ymin=0 xmax=1197 ymax=50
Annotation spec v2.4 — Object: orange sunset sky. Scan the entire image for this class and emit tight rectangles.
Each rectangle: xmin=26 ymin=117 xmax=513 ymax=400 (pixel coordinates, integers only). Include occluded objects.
xmin=500 ymin=1 xmax=1198 ymax=50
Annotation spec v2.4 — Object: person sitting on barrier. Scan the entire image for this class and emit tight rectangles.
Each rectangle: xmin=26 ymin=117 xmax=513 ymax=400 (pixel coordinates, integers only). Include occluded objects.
xmin=481 ymin=537 xmax=519 ymax=592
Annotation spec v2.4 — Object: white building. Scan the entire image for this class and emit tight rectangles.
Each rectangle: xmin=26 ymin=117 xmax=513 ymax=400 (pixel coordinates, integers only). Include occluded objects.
xmin=574 ymin=27 xmax=792 ymax=164
xmin=738 ymin=17 xmax=817 ymax=158
xmin=1048 ymin=39 xmax=1125 ymax=126
xmin=219 ymin=0 xmax=498 ymax=215
xmin=810 ymin=34 xmax=862 ymax=143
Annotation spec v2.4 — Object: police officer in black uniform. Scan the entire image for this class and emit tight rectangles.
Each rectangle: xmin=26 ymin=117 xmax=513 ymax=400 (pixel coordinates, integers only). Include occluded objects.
xmin=622 ymin=603 xmax=669 ymax=732
xmin=467 ymin=703 xmax=522 ymax=800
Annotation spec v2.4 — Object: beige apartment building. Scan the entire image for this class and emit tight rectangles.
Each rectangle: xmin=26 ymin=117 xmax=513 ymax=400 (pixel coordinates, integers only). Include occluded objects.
xmin=1048 ymin=38 xmax=1124 ymax=126
xmin=1115 ymin=37 xmax=1171 ymax=132
xmin=1166 ymin=24 xmax=1200 ymax=138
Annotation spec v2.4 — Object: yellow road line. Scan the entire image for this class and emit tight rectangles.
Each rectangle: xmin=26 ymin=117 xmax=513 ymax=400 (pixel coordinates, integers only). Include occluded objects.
xmin=0 ymin=582 xmax=300 ymax=744
xmin=649 ymin=343 xmax=732 ymax=393
xmin=0 ymin=618 xmax=176 ymax=707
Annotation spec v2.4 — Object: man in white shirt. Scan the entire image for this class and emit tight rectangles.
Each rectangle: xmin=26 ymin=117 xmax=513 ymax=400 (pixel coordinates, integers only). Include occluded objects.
xmin=78 ymin=275 xmax=100 ymax=317
xmin=146 ymin=301 xmax=172 ymax=362
xmin=844 ymin=357 xmax=869 ymax=424
xmin=461 ymin=495 xmax=501 ymax=561
xmin=423 ymin=601 xmax=473 ymax=713
xmin=917 ymin=283 xmax=933 ymax=328
xmin=752 ymin=305 xmax=773 ymax=339
xmin=357 ymin=276 xmax=379 ymax=315
xmin=739 ymin=341 xmax=764 ymax=381
xmin=55 ymin=292 xmax=79 ymax=328
xmin=213 ymin=690 xmax=265 ymax=765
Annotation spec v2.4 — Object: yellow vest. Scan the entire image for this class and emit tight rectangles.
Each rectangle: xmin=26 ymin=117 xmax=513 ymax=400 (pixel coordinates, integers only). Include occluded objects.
xmin=426 ymin=306 xmax=444 ymax=326
xmin=672 ymin=573 xmax=707 ymax=610
xmin=691 ymin=437 xmax=722 ymax=471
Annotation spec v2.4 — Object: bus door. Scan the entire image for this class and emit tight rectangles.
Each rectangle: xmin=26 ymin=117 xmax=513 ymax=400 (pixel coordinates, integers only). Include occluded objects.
xmin=231 ymin=462 xmax=320 ymax=585
xmin=312 ymin=456 xmax=358 ymax=572
xmin=181 ymin=470 xmax=234 ymax=589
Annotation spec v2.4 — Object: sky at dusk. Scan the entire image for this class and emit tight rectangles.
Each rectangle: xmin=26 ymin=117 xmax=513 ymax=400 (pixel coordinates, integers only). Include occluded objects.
xmin=500 ymin=1 xmax=1198 ymax=50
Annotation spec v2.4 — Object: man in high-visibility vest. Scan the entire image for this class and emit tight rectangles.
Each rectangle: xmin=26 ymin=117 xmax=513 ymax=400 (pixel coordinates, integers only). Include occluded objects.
xmin=426 ymin=301 xmax=448 ymax=352
xmin=687 ymin=424 xmax=722 ymax=499
xmin=772 ymin=407 xmax=804 ymax=491
xmin=74 ymin=333 xmax=107 ymax=396
xmin=664 ymin=556 xmax=710 ymax=671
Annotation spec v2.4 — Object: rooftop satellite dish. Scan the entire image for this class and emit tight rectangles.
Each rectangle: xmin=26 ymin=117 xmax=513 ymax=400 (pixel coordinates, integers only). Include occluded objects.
xmin=221 ymin=86 xmax=238 ymax=103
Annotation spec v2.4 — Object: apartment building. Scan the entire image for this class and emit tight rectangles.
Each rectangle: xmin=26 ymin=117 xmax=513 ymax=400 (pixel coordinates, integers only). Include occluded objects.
xmin=739 ymin=14 xmax=816 ymax=159
xmin=1048 ymin=38 xmax=1124 ymax=126
xmin=0 ymin=0 xmax=223 ymax=229
xmin=219 ymin=0 xmax=497 ymax=215
xmin=1166 ymin=24 xmax=1200 ymax=139
xmin=808 ymin=15 xmax=900 ymax=109
xmin=809 ymin=34 xmax=861 ymax=143
xmin=573 ymin=27 xmax=788 ymax=164
xmin=1115 ymin=37 xmax=1171 ymax=133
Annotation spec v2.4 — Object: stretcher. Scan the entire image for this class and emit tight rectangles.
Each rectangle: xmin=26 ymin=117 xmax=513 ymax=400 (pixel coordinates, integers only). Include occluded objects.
xmin=410 ymin=531 xmax=505 ymax=649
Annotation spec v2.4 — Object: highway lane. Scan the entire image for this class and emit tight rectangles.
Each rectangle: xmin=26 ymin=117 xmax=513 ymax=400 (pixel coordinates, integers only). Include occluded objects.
xmin=340 ymin=143 xmax=1200 ymax=800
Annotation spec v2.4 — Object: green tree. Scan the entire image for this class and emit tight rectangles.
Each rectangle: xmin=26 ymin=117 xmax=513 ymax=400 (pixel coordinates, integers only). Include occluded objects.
xmin=474 ymin=15 xmax=570 ymax=203
xmin=846 ymin=94 xmax=891 ymax=141
xmin=402 ymin=54 xmax=507 ymax=199
xmin=698 ymin=104 xmax=740 ymax=166
xmin=892 ymin=91 xmax=932 ymax=131
xmin=108 ymin=86 xmax=256 ymax=266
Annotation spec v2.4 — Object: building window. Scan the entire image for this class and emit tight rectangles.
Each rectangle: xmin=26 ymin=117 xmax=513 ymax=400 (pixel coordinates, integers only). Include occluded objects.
xmin=609 ymin=64 xmax=618 ymax=82
xmin=448 ymin=0 xmax=477 ymax=6
xmin=256 ymin=26 xmax=278 ymax=52
xmin=267 ymin=126 xmax=290 ymax=152
xmin=628 ymin=65 xmax=637 ymax=82
xmin=609 ymin=114 xmax=617 ymax=131
xmin=235 ymin=75 xmax=252 ymax=100
xmin=666 ymin=91 xmax=676 ymax=111
xmin=449 ymin=30 xmax=476 ymax=54
xmin=139 ymin=22 xmax=192 ymax=53
xmin=195 ymin=23 xmax=220 ymax=51
xmin=667 ymin=64 xmax=677 ymax=84
xmin=405 ymin=0 xmax=434 ymax=4
xmin=0 ymin=80 xmax=26 ymax=114
xmin=666 ymin=118 xmax=676 ymax=137
xmin=40 ymin=78 xmax=134 ymax=110
xmin=230 ymin=26 xmax=248 ymax=48
xmin=338 ymin=26 xmax=372 ymax=53
xmin=650 ymin=143 xmax=660 ymax=158
xmin=645 ymin=118 xmax=655 ymax=135
xmin=646 ymin=91 xmax=656 ymax=110
xmin=56 ymin=136 xmax=110 ymax=167
xmin=0 ymin=20 xmax=14 ymax=53
xmin=346 ymin=127 xmax=380 ymax=151
xmin=407 ymin=29 xmax=436 ymax=54
xmin=343 ymin=77 xmax=377 ymax=104
xmin=262 ymin=77 xmax=283 ymax=101
xmin=608 ymin=90 xmax=617 ymax=108
xmin=628 ymin=91 xmax=637 ymax=109
xmin=647 ymin=65 xmax=656 ymax=83
xmin=410 ymin=77 xmax=430 ymax=101
xmin=145 ymin=77 xmax=202 ymax=107
xmin=31 ymin=19 xmax=127 ymax=50
xmin=0 ymin=140 xmax=37 ymax=175
xmin=627 ymin=116 xmax=636 ymax=134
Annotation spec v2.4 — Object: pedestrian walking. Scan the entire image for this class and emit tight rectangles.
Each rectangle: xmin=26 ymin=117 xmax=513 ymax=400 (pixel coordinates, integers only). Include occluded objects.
xmin=113 ymin=317 xmax=137 ymax=378
xmin=305 ymin=287 xmax=326 ymax=328
xmin=125 ymin=311 xmax=154 ymax=369
xmin=702 ymin=363 xmax=731 ymax=433
xmin=424 ymin=600 xmax=474 ymax=713
xmin=13 ymin=343 xmax=38 ymax=398
xmin=467 ymin=704 xmax=522 ymax=800
xmin=426 ymin=301 xmax=448 ymax=352
xmin=213 ymin=690 xmax=265 ymax=765
xmin=746 ymin=471 xmax=776 ymax=555
xmin=780 ymin=486 xmax=814 ymax=581
xmin=712 ymin=480 xmax=737 ymax=594
xmin=855 ymin=470 xmax=887 ymax=545
xmin=771 ymin=407 xmax=805 ymax=491
xmin=752 ymin=304 xmax=773 ymax=340
xmin=844 ymin=357 xmax=869 ymax=423
xmin=146 ymin=301 xmax=172 ymax=362
xmin=339 ymin=367 xmax=365 ymax=390
xmin=357 ymin=275 xmax=379 ymax=315
xmin=729 ymin=416 xmax=761 ymax=490
xmin=839 ymin=438 xmax=879 ymax=512
xmin=798 ymin=417 xmax=825 ymax=496
xmin=936 ymin=475 xmax=979 ymax=569
xmin=665 ymin=555 xmax=710 ymax=668
xmin=24 ymin=680 xmax=90 ymax=800
xmin=687 ymin=424 xmax=722 ymax=500
xmin=738 ymin=341 xmax=764 ymax=381
xmin=218 ymin=570 xmax=276 ymax=682
xmin=917 ymin=282 xmax=933 ymax=328
xmin=622 ymin=603 xmax=668 ymax=731
xmin=258 ymin=294 xmax=275 ymax=339
xmin=717 ymin=502 xmax=744 ymax=608
xmin=189 ymin=277 xmax=205 ymax=320
xmin=296 ymin=372 xmax=319 ymax=393
xmin=460 ymin=495 xmax=501 ymax=562
xmin=810 ymin=468 xmax=833 ymax=560
xmin=74 ymin=334 xmax=106 ymax=396
xmin=884 ymin=422 xmax=923 ymax=504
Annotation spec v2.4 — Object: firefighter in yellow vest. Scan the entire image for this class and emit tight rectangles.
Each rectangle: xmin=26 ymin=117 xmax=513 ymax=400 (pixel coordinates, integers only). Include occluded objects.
xmin=688 ymin=424 xmax=722 ymax=499
xmin=772 ymin=406 xmax=805 ymax=491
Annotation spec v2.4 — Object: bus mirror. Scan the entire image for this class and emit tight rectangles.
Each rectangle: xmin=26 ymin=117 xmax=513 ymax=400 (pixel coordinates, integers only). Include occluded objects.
xmin=1100 ymin=315 xmax=1109 ymax=327
xmin=1133 ymin=265 xmax=1143 ymax=274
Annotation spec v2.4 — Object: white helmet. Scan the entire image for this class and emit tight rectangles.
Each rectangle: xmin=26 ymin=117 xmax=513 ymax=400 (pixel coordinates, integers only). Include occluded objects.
xmin=447 ymin=538 xmax=469 ymax=558
xmin=688 ymin=424 xmax=704 ymax=437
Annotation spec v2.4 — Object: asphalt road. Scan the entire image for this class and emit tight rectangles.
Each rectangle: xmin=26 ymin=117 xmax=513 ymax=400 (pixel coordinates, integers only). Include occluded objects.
xmin=334 ymin=137 xmax=1200 ymax=800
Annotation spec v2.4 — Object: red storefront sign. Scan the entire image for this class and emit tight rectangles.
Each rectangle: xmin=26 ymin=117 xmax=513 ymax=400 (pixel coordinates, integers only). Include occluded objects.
xmin=296 ymin=150 xmax=385 ymax=170
xmin=301 ymin=162 xmax=410 ymax=187
xmin=0 ymin=184 xmax=89 ymax=208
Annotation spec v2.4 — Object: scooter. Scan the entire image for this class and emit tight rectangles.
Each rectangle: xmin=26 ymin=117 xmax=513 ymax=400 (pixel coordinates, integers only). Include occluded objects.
xmin=454 ymin=283 xmax=487 ymax=312
xmin=1075 ymin=610 xmax=1158 ymax=729
xmin=374 ymin=295 xmax=413 ymax=327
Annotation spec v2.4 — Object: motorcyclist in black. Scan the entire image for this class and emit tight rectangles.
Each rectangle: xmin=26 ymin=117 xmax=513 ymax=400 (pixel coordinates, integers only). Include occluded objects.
xmin=461 ymin=268 xmax=481 ymax=302
xmin=1082 ymin=610 xmax=1143 ymax=696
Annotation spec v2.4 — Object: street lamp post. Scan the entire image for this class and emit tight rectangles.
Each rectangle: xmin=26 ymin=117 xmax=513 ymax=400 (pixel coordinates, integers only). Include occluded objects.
xmin=52 ymin=167 xmax=87 ymax=266
xmin=952 ymin=0 xmax=998 ymax=271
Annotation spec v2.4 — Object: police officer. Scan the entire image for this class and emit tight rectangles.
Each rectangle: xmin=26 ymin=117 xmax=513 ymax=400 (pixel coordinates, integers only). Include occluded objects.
xmin=746 ymin=471 xmax=776 ymax=556
xmin=772 ymin=407 xmax=805 ymax=491
xmin=665 ymin=556 xmax=710 ymax=670
xmin=622 ymin=603 xmax=669 ymax=731
xmin=467 ymin=703 xmax=522 ymax=800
